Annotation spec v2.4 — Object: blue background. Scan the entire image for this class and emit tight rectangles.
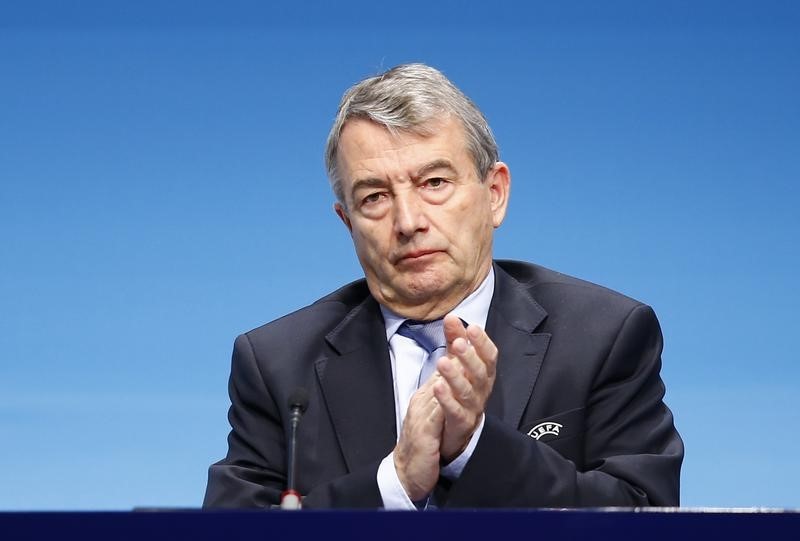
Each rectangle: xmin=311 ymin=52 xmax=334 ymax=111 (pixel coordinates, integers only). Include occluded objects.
xmin=1 ymin=1 xmax=798 ymax=510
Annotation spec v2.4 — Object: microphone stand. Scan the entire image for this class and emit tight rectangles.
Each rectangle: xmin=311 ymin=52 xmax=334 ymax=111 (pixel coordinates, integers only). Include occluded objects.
xmin=280 ymin=388 xmax=308 ymax=510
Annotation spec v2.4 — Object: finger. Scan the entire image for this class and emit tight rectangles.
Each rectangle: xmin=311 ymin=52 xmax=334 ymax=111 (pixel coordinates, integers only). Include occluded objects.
xmin=443 ymin=313 xmax=468 ymax=348
xmin=433 ymin=378 xmax=479 ymax=437
xmin=415 ymin=372 xmax=439 ymax=395
xmin=448 ymin=337 xmax=489 ymax=388
xmin=404 ymin=388 xmax=443 ymax=434
xmin=430 ymin=396 xmax=444 ymax=424
xmin=407 ymin=380 xmax=440 ymax=416
xmin=436 ymin=355 xmax=479 ymax=409
xmin=465 ymin=325 xmax=499 ymax=378
xmin=432 ymin=377 xmax=466 ymax=422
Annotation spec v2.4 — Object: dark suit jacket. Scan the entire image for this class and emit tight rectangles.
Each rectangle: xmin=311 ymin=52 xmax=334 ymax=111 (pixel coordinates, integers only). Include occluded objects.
xmin=203 ymin=260 xmax=683 ymax=508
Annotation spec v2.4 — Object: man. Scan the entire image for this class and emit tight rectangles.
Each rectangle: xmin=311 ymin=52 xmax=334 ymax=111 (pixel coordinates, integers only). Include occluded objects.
xmin=204 ymin=63 xmax=683 ymax=509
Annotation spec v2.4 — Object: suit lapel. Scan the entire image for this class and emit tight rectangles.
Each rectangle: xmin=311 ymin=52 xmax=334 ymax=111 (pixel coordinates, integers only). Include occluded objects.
xmin=485 ymin=263 xmax=551 ymax=428
xmin=312 ymin=264 xmax=550 ymax=470
xmin=315 ymin=296 xmax=397 ymax=473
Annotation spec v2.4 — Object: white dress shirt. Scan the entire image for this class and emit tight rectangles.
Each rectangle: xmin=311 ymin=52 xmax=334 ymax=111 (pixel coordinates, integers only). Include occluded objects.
xmin=376 ymin=268 xmax=495 ymax=509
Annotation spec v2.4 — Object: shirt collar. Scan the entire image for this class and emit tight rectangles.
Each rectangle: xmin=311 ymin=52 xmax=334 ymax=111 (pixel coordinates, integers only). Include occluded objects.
xmin=380 ymin=266 xmax=495 ymax=341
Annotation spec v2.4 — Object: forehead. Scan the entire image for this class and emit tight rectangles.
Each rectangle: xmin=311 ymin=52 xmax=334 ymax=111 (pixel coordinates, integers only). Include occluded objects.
xmin=336 ymin=117 xmax=470 ymax=178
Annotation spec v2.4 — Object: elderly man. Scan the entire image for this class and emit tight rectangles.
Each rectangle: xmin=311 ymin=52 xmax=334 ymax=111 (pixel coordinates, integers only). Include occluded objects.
xmin=204 ymin=63 xmax=683 ymax=509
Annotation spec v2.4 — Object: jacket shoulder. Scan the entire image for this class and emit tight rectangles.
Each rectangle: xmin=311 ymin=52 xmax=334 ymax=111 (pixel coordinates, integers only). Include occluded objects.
xmin=495 ymin=259 xmax=645 ymax=315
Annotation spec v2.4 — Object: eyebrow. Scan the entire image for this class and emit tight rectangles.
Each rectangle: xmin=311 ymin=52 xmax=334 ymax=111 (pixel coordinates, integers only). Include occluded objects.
xmin=414 ymin=159 xmax=458 ymax=180
xmin=349 ymin=159 xmax=459 ymax=199
xmin=350 ymin=177 xmax=388 ymax=197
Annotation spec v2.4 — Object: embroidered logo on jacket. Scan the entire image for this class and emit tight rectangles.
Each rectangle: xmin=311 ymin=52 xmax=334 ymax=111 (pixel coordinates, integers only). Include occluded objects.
xmin=527 ymin=422 xmax=563 ymax=441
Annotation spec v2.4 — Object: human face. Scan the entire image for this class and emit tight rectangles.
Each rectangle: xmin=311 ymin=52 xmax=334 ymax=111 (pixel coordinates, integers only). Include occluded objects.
xmin=334 ymin=117 xmax=510 ymax=320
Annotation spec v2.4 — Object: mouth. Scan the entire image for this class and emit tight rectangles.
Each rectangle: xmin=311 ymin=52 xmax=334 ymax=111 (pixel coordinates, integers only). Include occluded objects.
xmin=395 ymin=249 xmax=443 ymax=265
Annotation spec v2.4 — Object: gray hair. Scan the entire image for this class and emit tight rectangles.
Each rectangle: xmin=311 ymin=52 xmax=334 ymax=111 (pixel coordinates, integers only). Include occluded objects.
xmin=324 ymin=63 xmax=499 ymax=205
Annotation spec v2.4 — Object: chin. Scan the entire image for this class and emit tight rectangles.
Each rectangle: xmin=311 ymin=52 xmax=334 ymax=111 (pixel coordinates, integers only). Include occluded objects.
xmin=398 ymin=274 xmax=457 ymax=302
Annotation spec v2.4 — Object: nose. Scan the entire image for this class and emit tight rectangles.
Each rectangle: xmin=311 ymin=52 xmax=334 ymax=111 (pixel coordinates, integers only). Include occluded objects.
xmin=393 ymin=191 xmax=428 ymax=238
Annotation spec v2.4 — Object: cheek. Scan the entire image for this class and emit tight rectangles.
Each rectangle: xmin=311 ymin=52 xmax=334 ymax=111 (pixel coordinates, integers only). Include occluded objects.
xmin=352 ymin=224 xmax=390 ymax=259
xmin=449 ymin=203 xmax=493 ymax=259
xmin=453 ymin=198 xmax=490 ymax=235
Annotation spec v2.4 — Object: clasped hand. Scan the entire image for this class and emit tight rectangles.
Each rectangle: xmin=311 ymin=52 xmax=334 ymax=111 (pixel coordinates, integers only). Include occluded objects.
xmin=394 ymin=313 xmax=498 ymax=501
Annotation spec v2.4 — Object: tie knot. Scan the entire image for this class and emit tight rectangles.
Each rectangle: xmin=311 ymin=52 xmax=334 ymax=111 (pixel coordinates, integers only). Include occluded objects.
xmin=396 ymin=319 xmax=446 ymax=354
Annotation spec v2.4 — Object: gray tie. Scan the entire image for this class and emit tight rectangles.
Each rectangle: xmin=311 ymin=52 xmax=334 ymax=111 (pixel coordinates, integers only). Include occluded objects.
xmin=396 ymin=319 xmax=447 ymax=386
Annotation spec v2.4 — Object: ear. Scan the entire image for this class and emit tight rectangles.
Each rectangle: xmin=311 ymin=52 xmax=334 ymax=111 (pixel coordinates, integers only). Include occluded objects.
xmin=334 ymin=202 xmax=353 ymax=233
xmin=485 ymin=161 xmax=511 ymax=228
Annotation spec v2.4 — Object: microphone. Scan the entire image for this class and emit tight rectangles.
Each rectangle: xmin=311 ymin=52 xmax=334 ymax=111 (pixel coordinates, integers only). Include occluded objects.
xmin=280 ymin=387 xmax=309 ymax=510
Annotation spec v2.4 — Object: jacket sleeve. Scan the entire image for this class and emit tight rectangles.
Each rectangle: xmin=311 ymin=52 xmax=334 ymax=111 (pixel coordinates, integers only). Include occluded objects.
xmin=202 ymin=333 xmax=384 ymax=509
xmin=443 ymin=304 xmax=684 ymax=508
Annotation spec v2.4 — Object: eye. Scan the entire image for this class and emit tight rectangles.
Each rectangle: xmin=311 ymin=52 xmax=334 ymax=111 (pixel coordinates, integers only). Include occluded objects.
xmin=423 ymin=177 xmax=447 ymax=189
xmin=361 ymin=191 xmax=387 ymax=206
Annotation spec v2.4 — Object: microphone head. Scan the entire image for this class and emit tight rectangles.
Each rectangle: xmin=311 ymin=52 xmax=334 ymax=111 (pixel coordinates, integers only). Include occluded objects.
xmin=288 ymin=387 xmax=309 ymax=413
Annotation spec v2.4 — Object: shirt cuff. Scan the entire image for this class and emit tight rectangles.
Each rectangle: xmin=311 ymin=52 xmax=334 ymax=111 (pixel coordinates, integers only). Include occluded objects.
xmin=377 ymin=452 xmax=419 ymax=510
xmin=440 ymin=413 xmax=485 ymax=480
